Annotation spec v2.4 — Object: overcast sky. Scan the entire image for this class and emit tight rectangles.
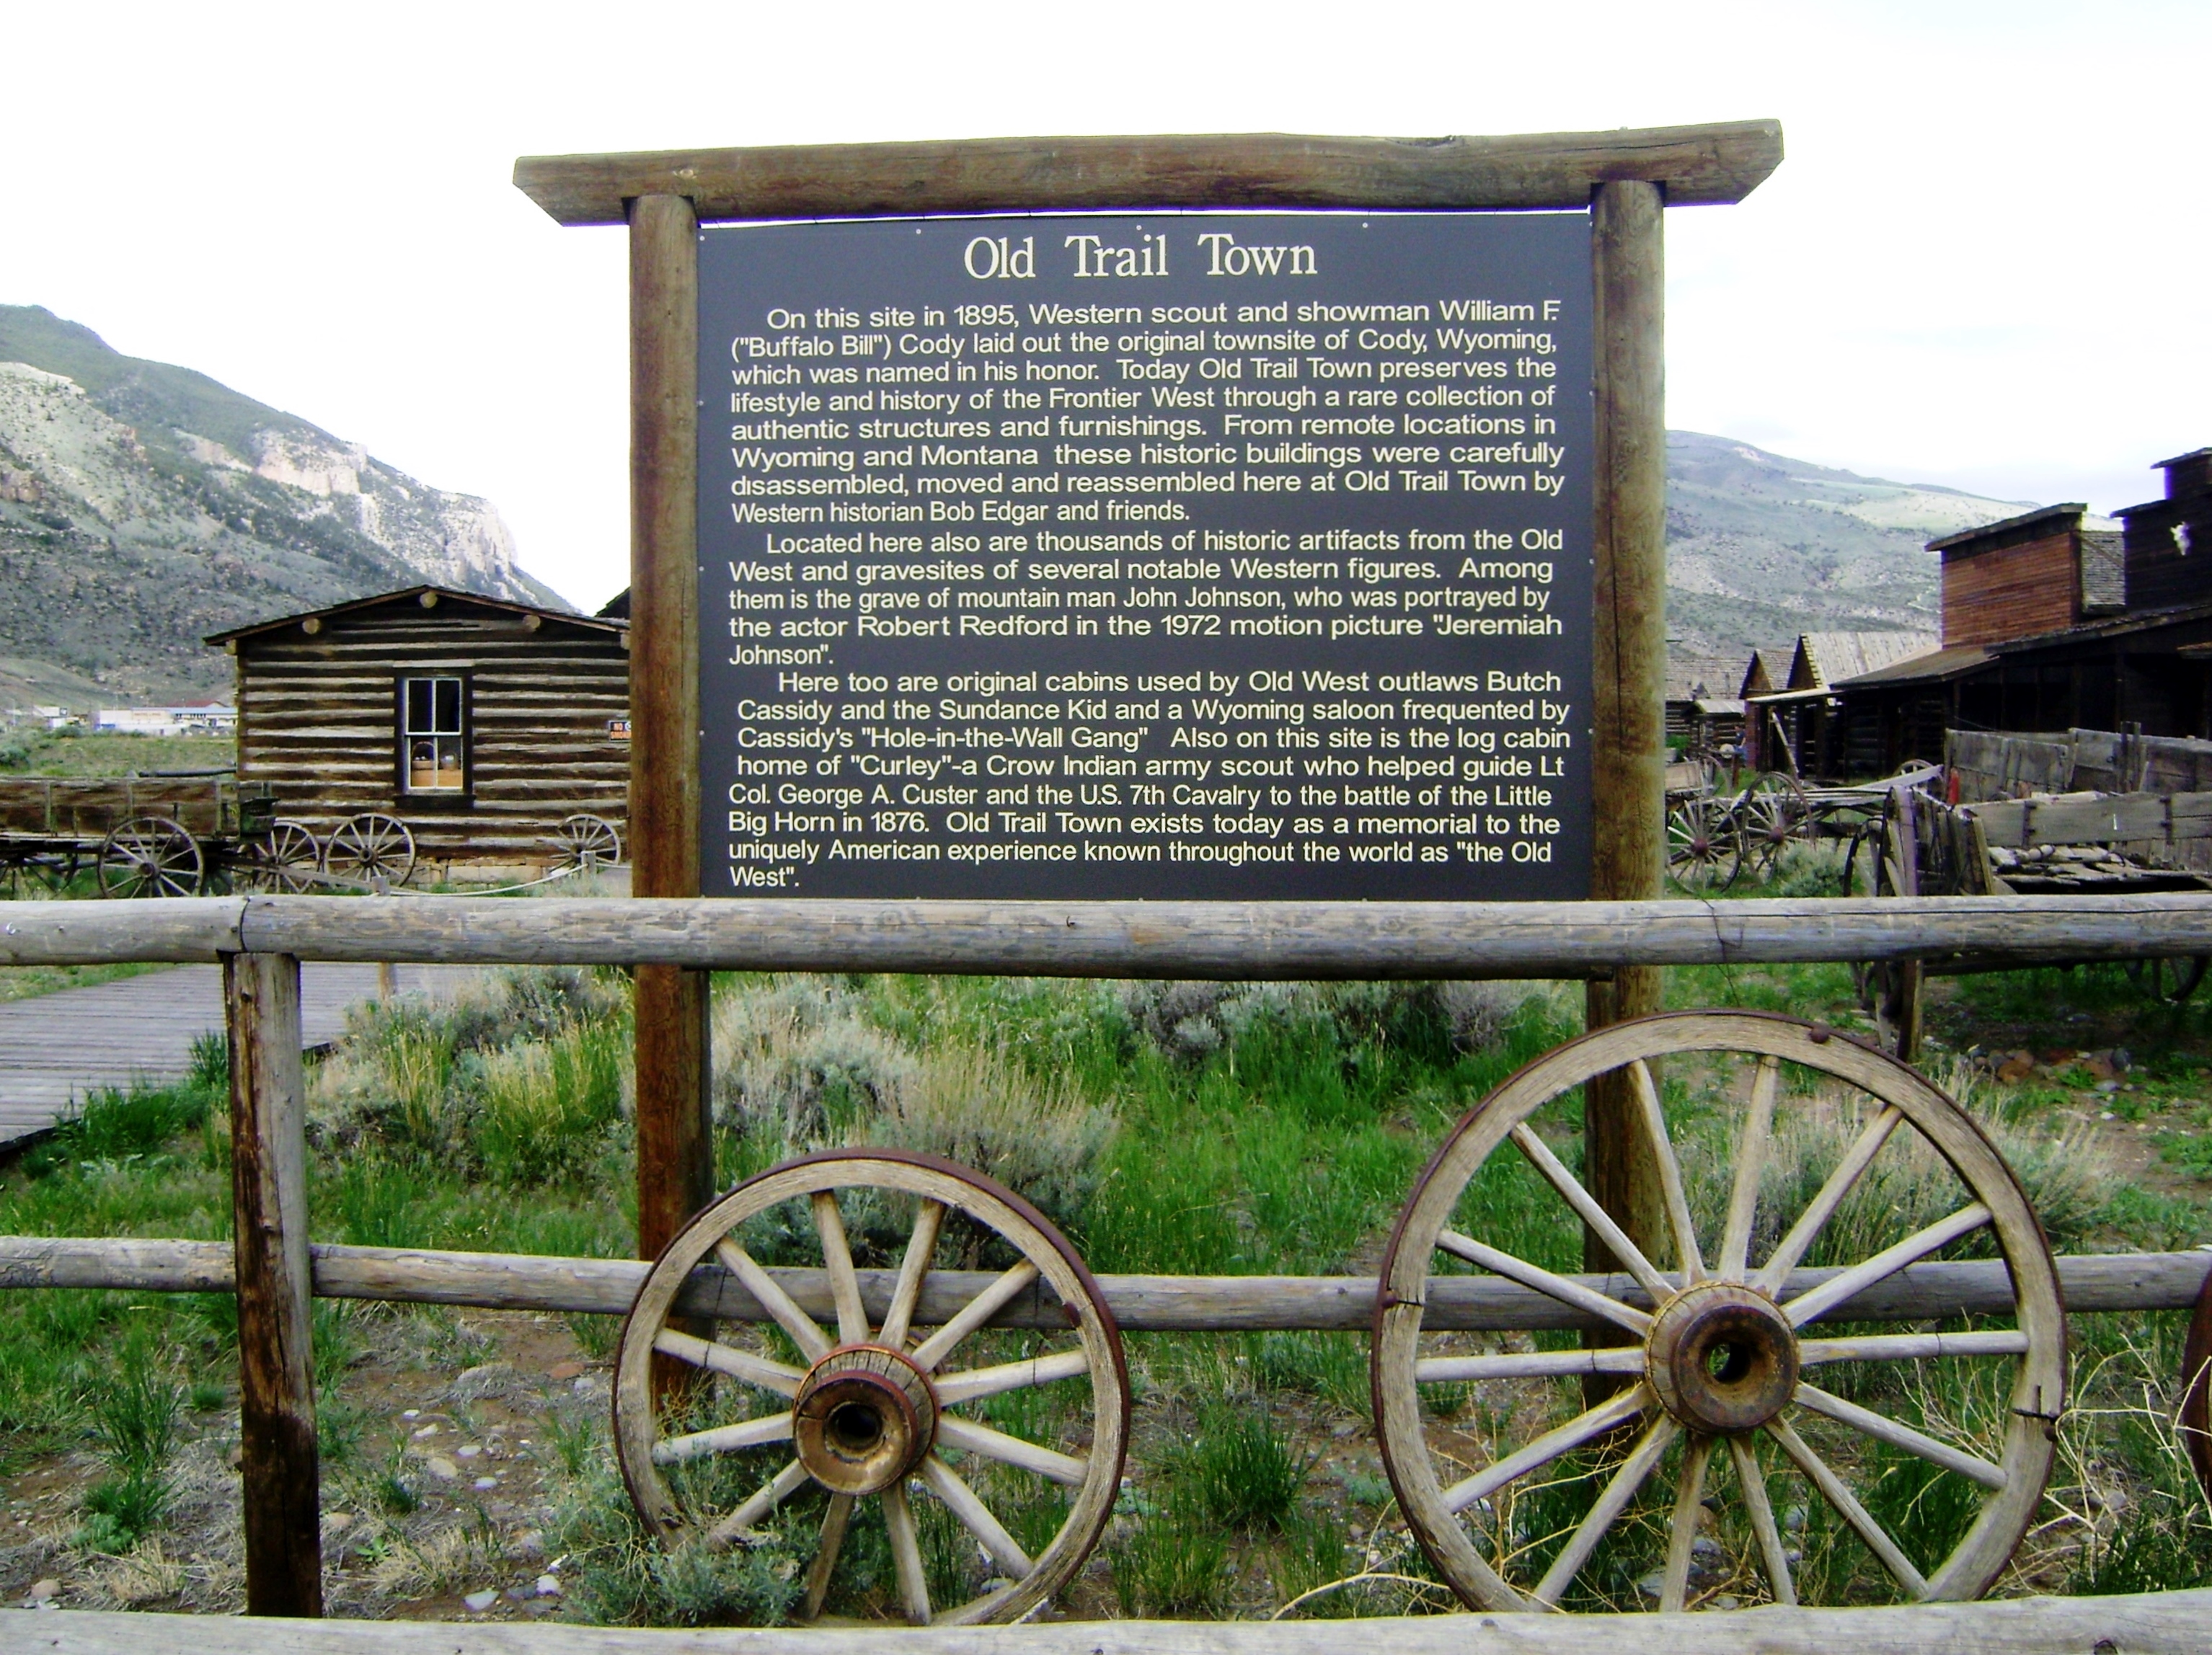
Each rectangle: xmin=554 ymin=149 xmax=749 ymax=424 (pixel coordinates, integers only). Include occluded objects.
xmin=6 ymin=1 xmax=2204 ymax=611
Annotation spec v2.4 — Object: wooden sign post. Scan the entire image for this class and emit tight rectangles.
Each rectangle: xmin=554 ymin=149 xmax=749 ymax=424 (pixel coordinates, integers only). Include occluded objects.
xmin=516 ymin=119 xmax=1781 ymax=1312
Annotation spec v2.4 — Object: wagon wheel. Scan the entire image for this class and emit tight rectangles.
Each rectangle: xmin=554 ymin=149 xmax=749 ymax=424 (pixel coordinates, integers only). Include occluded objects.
xmin=2183 ymin=1262 xmax=2212 ymax=1502
xmin=1722 ymin=773 xmax=1812 ymax=889
xmin=1665 ymin=797 xmax=1733 ymax=892
xmin=242 ymin=819 xmax=322 ymax=893
xmin=615 ymin=1150 xmax=1129 ymax=1626
xmin=96 ymin=816 xmax=205 ymax=897
xmin=1373 ymin=1010 xmax=2063 ymax=1614
xmin=1849 ymin=799 xmax=1925 ymax=1060
xmin=2121 ymin=956 xmax=2209 ymax=1004
xmin=323 ymin=812 xmax=415 ymax=888
xmin=552 ymin=812 xmax=623 ymax=874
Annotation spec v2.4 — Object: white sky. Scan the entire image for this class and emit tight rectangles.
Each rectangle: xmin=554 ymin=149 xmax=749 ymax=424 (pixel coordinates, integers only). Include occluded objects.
xmin=5 ymin=1 xmax=2205 ymax=611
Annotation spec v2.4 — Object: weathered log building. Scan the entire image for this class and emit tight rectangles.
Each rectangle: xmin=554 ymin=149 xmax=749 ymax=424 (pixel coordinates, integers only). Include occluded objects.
xmin=1792 ymin=447 xmax=2212 ymax=780
xmin=208 ymin=586 xmax=629 ymax=881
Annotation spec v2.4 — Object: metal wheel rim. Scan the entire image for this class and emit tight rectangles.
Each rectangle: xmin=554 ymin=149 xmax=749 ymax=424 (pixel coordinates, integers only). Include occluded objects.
xmin=1372 ymin=1010 xmax=2063 ymax=1613
xmin=614 ymin=1149 xmax=1128 ymax=1627
xmin=97 ymin=816 xmax=203 ymax=898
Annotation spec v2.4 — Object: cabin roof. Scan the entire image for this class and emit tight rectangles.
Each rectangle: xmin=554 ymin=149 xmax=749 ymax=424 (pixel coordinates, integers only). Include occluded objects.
xmin=1827 ymin=643 xmax=1994 ymax=690
xmin=1926 ymin=502 xmax=2085 ymax=555
xmin=204 ymin=585 xmax=624 ymax=647
xmin=1790 ymin=630 xmax=1939 ymax=689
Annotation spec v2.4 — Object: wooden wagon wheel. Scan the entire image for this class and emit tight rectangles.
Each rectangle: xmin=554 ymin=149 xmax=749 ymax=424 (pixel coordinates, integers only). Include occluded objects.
xmin=242 ymin=819 xmax=322 ymax=893
xmin=1852 ymin=793 xmax=1925 ymax=1060
xmin=323 ymin=812 xmax=415 ymax=888
xmin=1665 ymin=797 xmax=1733 ymax=892
xmin=1722 ymin=773 xmax=1811 ymax=889
xmin=614 ymin=1150 xmax=1128 ymax=1626
xmin=95 ymin=816 xmax=204 ymax=897
xmin=2183 ymin=1261 xmax=2212 ymax=1503
xmin=552 ymin=812 xmax=623 ymax=873
xmin=2122 ymin=955 xmax=2209 ymax=1004
xmin=1373 ymin=1010 xmax=2064 ymax=1614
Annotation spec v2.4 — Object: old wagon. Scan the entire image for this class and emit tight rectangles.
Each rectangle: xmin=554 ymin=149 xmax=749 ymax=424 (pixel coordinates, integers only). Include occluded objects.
xmin=0 ymin=769 xmax=277 ymax=897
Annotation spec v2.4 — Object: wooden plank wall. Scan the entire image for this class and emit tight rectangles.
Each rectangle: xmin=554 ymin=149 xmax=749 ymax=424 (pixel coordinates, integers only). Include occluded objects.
xmin=0 ymin=775 xmax=237 ymax=839
xmin=1940 ymin=529 xmax=2079 ymax=647
xmin=234 ymin=601 xmax=628 ymax=875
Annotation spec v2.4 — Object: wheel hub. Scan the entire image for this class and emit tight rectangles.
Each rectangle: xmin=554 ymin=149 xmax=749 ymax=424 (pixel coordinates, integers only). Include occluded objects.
xmin=1645 ymin=1281 xmax=1797 ymax=1434
xmin=792 ymin=1344 xmax=938 ymax=1494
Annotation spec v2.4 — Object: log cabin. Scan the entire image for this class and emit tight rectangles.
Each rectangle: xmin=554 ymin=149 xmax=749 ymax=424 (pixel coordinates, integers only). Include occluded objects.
xmin=206 ymin=585 xmax=629 ymax=883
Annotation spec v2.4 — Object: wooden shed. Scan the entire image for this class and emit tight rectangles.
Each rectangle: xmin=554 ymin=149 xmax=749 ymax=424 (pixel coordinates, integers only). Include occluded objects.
xmin=207 ymin=586 xmax=629 ymax=884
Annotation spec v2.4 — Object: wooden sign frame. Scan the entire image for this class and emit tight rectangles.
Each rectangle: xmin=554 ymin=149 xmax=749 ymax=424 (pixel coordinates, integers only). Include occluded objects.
xmin=514 ymin=119 xmax=1783 ymax=1360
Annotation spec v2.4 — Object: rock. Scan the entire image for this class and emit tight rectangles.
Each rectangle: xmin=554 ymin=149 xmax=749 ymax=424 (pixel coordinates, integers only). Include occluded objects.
xmin=1691 ymin=1535 xmax=1722 ymax=1557
xmin=572 ymin=1374 xmax=606 ymax=1400
xmin=473 ymin=1477 xmax=497 ymax=1491
xmin=1634 ymin=1571 xmax=1664 ymax=1599
xmin=510 ymin=1530 xmax=547 ymax=1561
xmin=426 ymin=1456 xmax=460 ymax=1481
xmin=548 ymin=1361 xmax=585 ymax=1382
xmin=1996 ymin=1050 xmax=2036 ymax=1083
xmin=25 ymin=1580 xmax=58 ymax=1605
xmin=1782 ymin=1504 xmax=1808 ymax=1532
xmin=1712 ymin=1595 xmax=1741 ymax=1610
xmin=456 ymin=1445 xmax=482 ymax=1460
xmin=535 ymin=1574 xmax=562 ymax=1597
xmin=463 ymin=1588 xmax=498 ymax=1612
xmin=451 ymin=1362 xmax=518 ymax=1402
xmin=324 ymin=1512 xmax=355 ymax=1532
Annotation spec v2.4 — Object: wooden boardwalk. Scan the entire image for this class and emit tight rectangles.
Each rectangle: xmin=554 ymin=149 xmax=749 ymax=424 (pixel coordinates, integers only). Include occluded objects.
xmin=0 ymin=963 xmax=478 ymax=1145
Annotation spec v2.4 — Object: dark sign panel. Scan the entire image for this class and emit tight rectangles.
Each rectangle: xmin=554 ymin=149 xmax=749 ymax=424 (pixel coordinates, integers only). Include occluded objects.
xmin=698 ymin=212 xmax=1593 ymax=899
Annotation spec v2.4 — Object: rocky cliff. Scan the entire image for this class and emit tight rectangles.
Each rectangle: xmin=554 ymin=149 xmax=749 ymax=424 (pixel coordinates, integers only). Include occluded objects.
xmin=0 ymin=305 xmax=567 ymax=702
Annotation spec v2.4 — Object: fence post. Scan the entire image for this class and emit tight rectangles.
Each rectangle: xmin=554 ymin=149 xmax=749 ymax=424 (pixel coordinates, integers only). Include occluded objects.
xmin=225 ymin=950 xmax=322 ymax=1615
xmin=628 ymin=192 xmax=715 ymax=1313
xmin=1584 ymin=178 xmax=1670 ymax=1282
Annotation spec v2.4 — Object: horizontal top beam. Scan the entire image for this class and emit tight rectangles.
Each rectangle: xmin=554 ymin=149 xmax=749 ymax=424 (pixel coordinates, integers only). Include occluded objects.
xmin=3 ymin=891 xmax=2211 ymax=974
xmin=513 ymin=121 xmax=1783 ymax=226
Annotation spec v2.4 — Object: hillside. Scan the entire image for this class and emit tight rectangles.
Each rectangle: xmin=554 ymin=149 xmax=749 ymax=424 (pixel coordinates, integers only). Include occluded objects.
xmin=0 ymin=306 xmax=566 ymax=703
xmin=1665 ymin=430 xmax=2035 ymax=662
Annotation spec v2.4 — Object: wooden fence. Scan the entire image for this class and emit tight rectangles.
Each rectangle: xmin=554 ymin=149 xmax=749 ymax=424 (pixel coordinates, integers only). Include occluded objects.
xmin=6 ymin=891 xmax=2212 ymax=1643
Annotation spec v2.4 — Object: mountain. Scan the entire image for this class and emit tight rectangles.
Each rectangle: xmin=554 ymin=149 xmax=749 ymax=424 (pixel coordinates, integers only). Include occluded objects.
xmin=1664 ymin=430 xmax=2037 ymax=665
xmin=0 ymin=305 xmax=567 ymax=703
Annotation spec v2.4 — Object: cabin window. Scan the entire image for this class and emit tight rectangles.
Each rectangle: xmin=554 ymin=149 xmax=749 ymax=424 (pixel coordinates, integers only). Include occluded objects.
xmin=400 ymin=676 xmax=466 ymax=793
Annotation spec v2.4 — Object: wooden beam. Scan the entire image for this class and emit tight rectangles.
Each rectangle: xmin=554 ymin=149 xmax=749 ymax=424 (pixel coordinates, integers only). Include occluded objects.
xmin=8 ymin=892 xmax=2212 ymax=974
xmin=1 ymin=1234 xmax=2201 ymax=1332
xmin=7 ymin=1589 xmax=2210 ymax=1651
xmin=627 ymin=192 xmax=714 ymax=1281
xmin=513 ymin=121 xmax=1784 ymax=226
xmin=1583 ymin=179 xmax=1670 ymax=1288
xmin=224 ymin=951 xmax=321 ymax=1617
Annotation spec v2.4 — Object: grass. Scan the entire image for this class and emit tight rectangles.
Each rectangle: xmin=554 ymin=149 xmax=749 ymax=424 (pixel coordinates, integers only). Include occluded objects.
xmin=0 ymin=876 xmax=2207 ymax=1620
xmin=0 ymin=730 xmax=235 ymax=777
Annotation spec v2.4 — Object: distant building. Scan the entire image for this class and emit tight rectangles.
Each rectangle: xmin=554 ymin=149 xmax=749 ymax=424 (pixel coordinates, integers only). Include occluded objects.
xmin=1743 ymin=630 xmax=1936 ymax=776
xmin=1664 ymin=650 xmax=1748 ymax=750
xmin=1823 ymin=449 xmax=2212 ymax=778
xmin=92 ymin=702 xmax=237 ymax=737
xmin=206 ymin=585 xmax=627 ymax=880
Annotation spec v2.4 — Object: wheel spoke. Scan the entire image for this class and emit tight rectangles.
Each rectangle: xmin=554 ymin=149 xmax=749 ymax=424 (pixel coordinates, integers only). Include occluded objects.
xmin=651 ymin=1409 xmax=794 ymax=1465
xmin=909 ymin=1259 xmax=1041 ymax=1373
xmin=1782 ymin=1203 xmax=1991 ymax=1328
xmin=1628 ymin=1059 xmax=1704 ymax=1282
xmin=800 ymin=1493 xmax=852 ymax=1620
xmin=1415 ymin=1347 xmax=1643 ymax=1385
xmin=882 ymin=1481 xmax=933 ymax=1625
xmin=1435 ymin=1228 xmax=1653 ymax=1336
xmin=1531 ymin=1411 xmax=1680 ymax=1607
xmin=1766 ymin=1415 xmax=1929 ymax=1599
xmin=1717 ymin=1057 xmax=1781 ymax=1279
xmin=936 ymin=1414 xmax=1089 ymax=1486
xmin=878 ymin=1197 xmax=945 ymax=1349
xmin=1728 ymin=1434 xmax=1795 ymax=1607
xmin=1798 ymin=1329 xmax=2028 ymax=1366
xmin=934 ymin=1348 xmax=1092 ymax=1406
xmin=705 ymin=1456 xmax=812 ymax=1546
xmin=1754 ymin=1104 xmax=1903 ymax=1293
xmin=810 ymin=1191 xmax=869 ymax=1346
xmin=715 ymin=1237 xmax=832 ymax=1362
xmin=920 ymin=1453 xmax=1035 ymax=1579
xmin=1441 ymin=1383 xmax=1651 ymax=1514
xmin=1660 ymin=1434 xmax=1715 ymax=1612
xmin=651 ymin=1328 xmax=803 ymax=1397
xmin=1794 ymin=1382 xmax=2007 ymax=1490
xmin=1510 ymin=1123 xmax=1672 ymax=1300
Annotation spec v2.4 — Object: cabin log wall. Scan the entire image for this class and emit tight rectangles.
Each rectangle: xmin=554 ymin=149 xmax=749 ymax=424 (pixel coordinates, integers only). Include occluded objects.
xmin=233 ymin=603 xmax=627 ymax=874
